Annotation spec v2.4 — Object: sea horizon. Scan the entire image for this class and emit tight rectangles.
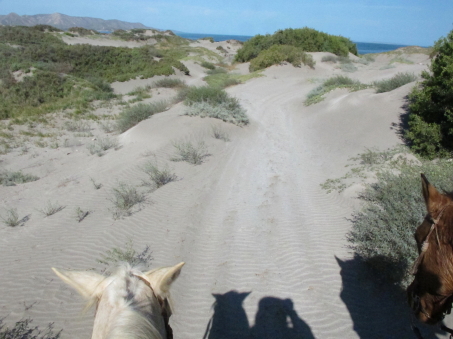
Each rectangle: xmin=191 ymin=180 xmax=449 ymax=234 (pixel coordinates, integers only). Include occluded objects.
xmin=174 ymin=31 xmax=426 ymax=55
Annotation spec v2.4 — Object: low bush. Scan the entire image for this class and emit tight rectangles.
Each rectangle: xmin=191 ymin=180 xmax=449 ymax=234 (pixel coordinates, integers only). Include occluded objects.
xmin=206 ymin=67 xmax=227 ymax=75
xmin=171 ymin=139 xmax=210 ymax=165
xmin=38 ymin=201 xmax=65 ymax=217
xmin=249 ymin=45 xmax=315 ymax=72
xmin=185 ymin=101 xmax=249 ymax=126
xmin=322 ymin=147 xmax=453 ymax=287
xmin=152 ymin=78 xmax=186 ymax=88
xmin=374 ymin=72 xmax=417 ymax=93
xmin=1 ymin=208 xmax=20 ymax=227
xmin=109 ymin=182 xmax=147 ymax=219
xmin=211 ymin=125 xmax=230 ymax=141
xmin=200 ymin=61 xmax=216 ymax=70
xmin=87 ymin=136 xmax=119 ymax=156
xmin=183 ymin=86 xmax=230 ymax=105
xmin=0 ymin=170 xmax=39 ymax=186
xmin=203 ymin=73 xmax=241 ymax=89
xmin=141 ymin=160 xmax=177 ymax=189
xmin=305 ymin=75 xmax=369 ymax=105
xmin=116 ymin=101 xmax=168 ymax=133
xmin=97 ymin=240 xmax=153 ymax=274
xmin=236 ymin=27 xmax=357 ymax=62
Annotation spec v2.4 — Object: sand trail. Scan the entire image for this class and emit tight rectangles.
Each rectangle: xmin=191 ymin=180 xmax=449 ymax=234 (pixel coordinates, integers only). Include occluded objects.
xmin=0 ymin=50 xmax=443 ymax=338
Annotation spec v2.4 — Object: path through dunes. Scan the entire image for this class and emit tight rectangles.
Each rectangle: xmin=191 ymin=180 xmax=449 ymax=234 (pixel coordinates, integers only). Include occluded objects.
xmin=0 ymin=52 xmax=443 ymax=338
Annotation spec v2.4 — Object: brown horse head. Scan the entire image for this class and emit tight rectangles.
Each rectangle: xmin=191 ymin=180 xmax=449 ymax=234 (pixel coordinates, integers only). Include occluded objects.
xmin=407 ymin=174 xmax=453 ymax=324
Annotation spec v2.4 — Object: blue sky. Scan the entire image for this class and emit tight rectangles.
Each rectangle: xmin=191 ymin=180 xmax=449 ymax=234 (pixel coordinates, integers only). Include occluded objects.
xmin=1 ymin=0 xmax=452 ymax=46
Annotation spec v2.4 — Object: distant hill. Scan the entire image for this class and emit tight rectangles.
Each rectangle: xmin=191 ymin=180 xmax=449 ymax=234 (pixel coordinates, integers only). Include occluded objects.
xmin=0 ymin=12 xmax=150 ymax=31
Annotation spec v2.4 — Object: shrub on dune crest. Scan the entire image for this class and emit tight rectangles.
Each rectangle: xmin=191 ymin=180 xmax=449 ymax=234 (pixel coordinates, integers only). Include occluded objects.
xmin=249 ymin=45 xmax=315 ymax=72
xmin=116 ymin=101 xmax=168 ymax=133
xmin=305 ymin=75 xmax=369 ymax=105
xmin=373 ymin=72 xmax=417 ymax=93
xmin=182 ymin=86 xmax=249 ymax=125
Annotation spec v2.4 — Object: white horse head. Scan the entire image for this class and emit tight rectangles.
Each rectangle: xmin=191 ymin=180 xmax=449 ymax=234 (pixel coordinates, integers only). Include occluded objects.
xmin=53 ymin=262 xmax=184 ymax=339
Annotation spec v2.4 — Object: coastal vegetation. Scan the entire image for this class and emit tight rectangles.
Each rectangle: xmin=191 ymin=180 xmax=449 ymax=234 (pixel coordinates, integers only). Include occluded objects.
xmin=181 ymin=86 xmax=249 ymax=125
xmin=305 ymin=76 xmax=370 ymax=105
xmin=322 ymin=147 xmax=453 ymax=287
xmin=248 ymin=45 xmax=315 ymax=71
xmin=235 ymin=27 xmax=358 ymax=66
xmin=0 ymin=26 xmax=189 ymax=121
xmin=305 ymin=72 xmax=418 ymax=105
xmin=405 ymin=28 xmax=453 ymax=158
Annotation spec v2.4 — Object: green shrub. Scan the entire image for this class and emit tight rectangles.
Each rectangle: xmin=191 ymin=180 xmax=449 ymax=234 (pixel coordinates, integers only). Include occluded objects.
xmin=183 ymin=86 xmax=230 ymax=105
xmin=305 ymin=75 xmax=369 ymax=105
xmin=236 ymin=27 xmax=357 ymax=62
xmin=405 ymin=28 xmax=453 ymax=158
xmin=171 ymin=140 xmax=210 ymax=165
xmin=200 ymin=61 xmax=216 ymax=70
xmin=0 ymin=170 xmax=39 ymax=186
xmin=152 ymin=78 xmax=186 ymax=88
xmin=348 ymin=157 xmax=453 ymax=287
xmin=116 ymin=101 xmax=168 ymax=133
xmin=38 ymin=201 xmax=65 ymax=217
xmin=185 ymin=101 xmax=249 ymax=126
xmin=1 ymin=208 xmax=20 ymax=227
xmin=249 ymin=45 xmax=315 ymax=72
xmin=373 ymin=72 xmax=417 ymax=93
xmin=206 ymin=67 xmax=227 ymax=75
xmin=109 ymin=182 xmax=147 ymax=219
xmin=141 ymin=160 xmax=177 ymax=189
xmin=97 ymin=240 xmax=153 ymax=274
xmin=87 ymin=136 xmax=120 ymax=156
xmin=203 ymin=73 xmax=241 ymax=89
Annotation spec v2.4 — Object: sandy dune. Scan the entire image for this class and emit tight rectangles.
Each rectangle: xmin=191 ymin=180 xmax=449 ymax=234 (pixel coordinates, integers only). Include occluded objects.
xmin=1 ymin=43 xmax=446 ymax=338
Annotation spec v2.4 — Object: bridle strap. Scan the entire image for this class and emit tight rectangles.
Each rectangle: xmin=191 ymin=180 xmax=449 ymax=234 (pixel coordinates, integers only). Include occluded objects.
xmin=410 ymin=204 xmax=452 ymax=275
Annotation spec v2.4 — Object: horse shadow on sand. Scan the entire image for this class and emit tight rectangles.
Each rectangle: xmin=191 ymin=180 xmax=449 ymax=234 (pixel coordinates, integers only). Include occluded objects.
xmin=336 ymin=255 xmax=445 ymax=339
xmin=202 ymin=290 xmax=315 ymax=339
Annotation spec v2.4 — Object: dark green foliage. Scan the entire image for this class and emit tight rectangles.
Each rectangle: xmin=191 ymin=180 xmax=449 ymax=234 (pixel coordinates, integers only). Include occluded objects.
xmin=200 ymin=61 xmax=215 ymax=70
xmin=117 ymin=101 xmax=168 ymax=133
xmin=405 ymin=29 xmax=453 ymax=158
xmin=235 ymin=27 xmax=357 ymax=63
xmin=183 ymin=86 xmax=230 ymax=105
xmin=0 ymin=317 xmax=61 ymax=339
xmin=152 ymin=78 xmax=186 ymax=88
xmin=348 ymin=156 xmax=453 ymax=287
xmin=0 ymin=26 xmax=190 ymax=119
xmin=249 ymin=45 xmax=315 ymax=71
xmin=374 ymin=72 xmax=417 ymax=93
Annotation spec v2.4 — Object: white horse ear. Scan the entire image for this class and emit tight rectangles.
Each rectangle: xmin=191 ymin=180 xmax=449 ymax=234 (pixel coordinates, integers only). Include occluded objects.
xmin=52 ymin=268 xmax=106 ymax=299
xmin=144 ymin=262 xmax=184 ymax=299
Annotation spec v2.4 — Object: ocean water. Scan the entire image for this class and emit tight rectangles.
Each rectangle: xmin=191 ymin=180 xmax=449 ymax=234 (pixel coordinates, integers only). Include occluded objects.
xmin=175 ymin=32 xmax=413 ymax=55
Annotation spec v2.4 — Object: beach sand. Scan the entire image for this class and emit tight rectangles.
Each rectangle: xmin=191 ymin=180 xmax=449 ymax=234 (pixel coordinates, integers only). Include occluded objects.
xmin=0 ymin=37 xmax=445 ymax=338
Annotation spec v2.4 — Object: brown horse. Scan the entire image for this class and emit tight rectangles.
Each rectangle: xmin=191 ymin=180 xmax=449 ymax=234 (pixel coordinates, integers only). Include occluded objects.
xmin=53 ymin=262 xmax=184 ymax=339
xmin=407 ymin=174 xmax=453 ymax=327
